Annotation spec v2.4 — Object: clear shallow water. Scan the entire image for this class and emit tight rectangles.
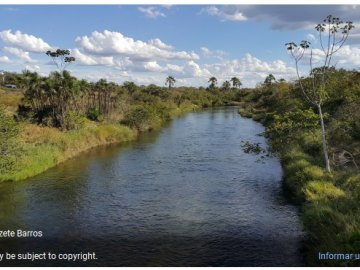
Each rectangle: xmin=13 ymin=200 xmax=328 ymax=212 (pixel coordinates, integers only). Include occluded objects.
xmin=0 ymin=107 xmax=304 ymax=266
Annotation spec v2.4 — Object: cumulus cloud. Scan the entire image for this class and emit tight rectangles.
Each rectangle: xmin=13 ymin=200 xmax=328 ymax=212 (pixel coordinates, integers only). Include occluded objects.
xmin=201 ymin=47 xmax=227 ymax=59
xmin=71 ymin=48 xmax=118 ymax=66
xmin=75 ymin=30 xmax=199 ymax=61
xmin=202 ymin=6 xmax=247 ymax=22
xmin=0 ymin=29 xmax=52 ymax=53
xmin=203 ymin=53 xmax=297 ymax=87
xmin=138 ymin=6 xmax=165 ymax=19
xmin=143 ymin=61 xmax=164 ymax=72
xmin=0 ymin=55 xmax=10 ymax=63
xmin=306 ymin=45 xmax=360 ymax=67
xmin=148 ymin=38 xmax=173 ymax=50
xmin=25 ymin=64 xmax=40 ymax=72
xmin=3 ymin=46 xmax=35 ymax=63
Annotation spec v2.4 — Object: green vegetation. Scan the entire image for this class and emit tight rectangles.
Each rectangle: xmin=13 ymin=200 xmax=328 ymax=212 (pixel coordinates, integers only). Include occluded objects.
xmin=239 ymin=66 xmax=360 ymax=265
xmin=286 ymin=15 xmax=354 ymax=173
xmin=0 ymin=62 xmax=242 ymax=181
xmin=1 ymin=14 xmax=359 ymax=267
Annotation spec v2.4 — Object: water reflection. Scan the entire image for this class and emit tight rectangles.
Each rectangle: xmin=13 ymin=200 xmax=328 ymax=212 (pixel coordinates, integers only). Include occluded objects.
xmin=0 ymin=107 xmax=304 ymax=266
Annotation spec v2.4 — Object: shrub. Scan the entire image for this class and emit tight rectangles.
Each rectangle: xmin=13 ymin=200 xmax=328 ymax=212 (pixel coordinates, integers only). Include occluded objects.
xmin=238 ymin=108 xmax=252 ymax=118
xmin=86 ymin=107 xmax=101 ymax=121
xmin=121 ymin=106 xmax=153 ymax=131
xmin=304 ymin=181 xmax=345 ymax=202
xmin=0 ymin=105 xmax=20 ymax=174
xmin=299 ymin=131 xmax=322 ymax=156
xmin=63 ymin=111 xmax=86 ymax=130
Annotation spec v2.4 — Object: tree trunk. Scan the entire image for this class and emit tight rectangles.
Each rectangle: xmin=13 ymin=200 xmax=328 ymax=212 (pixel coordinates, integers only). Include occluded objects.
xmin=317 ymin=104 xmax=331 ymax=173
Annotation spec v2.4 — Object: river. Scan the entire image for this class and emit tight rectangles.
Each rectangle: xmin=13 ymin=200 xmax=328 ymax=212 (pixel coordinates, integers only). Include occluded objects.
xmin=0 ymin=107 xmax=304 ymax=266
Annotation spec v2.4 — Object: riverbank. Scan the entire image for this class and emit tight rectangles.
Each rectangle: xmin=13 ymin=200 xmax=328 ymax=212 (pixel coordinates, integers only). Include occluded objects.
xmin=238 ymin=75 xmax=360 ymax=266
xmin=0 ymin=106 xmax=303 ymax=267
xmin=0 ymin=101 xmax=200 ymax=182
xmin=1 ymin=76 xmax=246 ymax=183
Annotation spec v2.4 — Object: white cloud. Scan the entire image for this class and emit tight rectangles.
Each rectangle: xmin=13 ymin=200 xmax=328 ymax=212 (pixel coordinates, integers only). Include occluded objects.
xmin=71 ymin=48 xmax=118 ymax=66
xmin=310 ymin=45 xmax=360 ymax=66
xmin=165 ymin=63 xmax=183 ymax=74
xmin=0 ymin=29 xmax=52 ymax=53
xmin=138 ymin=6 xmax=165 ymax=19
xmin=143 ymin=61 xmax=163 ymax=72
xmin=3 ymin=47 xmax=35 ymax=63
xmin=162 ymin=61 xmax=211 ymax=78
xmin=183 ymin=60 xmax=211 ymax=78
xmin=161 ymin=5 xmax=173 ymax=10
xmin=25 ymin=64 xmax=40 ymax=72
xmin=0 ymin=55 xmax=10 ymax=63
xmin=202 ymin=6 xmax=247 ymax=22
xmin=334 ymin=45 xmax=360 ymax=66
xmin=289 ymin=44 xmax=360 ymax=71
xmin=203 ymin=53 xmax=297 ymax=87
xmin=75 ymin=30 xmax=199 ymax=61
xmin=306 ymin=33 xmax=316 ymax=42
xmin=148 ymin=38 xmax=173 ymax=50
xmin=201 ymin=46 xmax=226 ymax=59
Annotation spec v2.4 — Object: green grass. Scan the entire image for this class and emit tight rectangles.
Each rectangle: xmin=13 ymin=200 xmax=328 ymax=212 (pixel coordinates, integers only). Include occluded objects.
xmin=238 ymin=107 xmax=253 ymax=118
xmin=238 ymin=81 xmax=360 ymax=266
xmin=0 ymin=123 xmax=135 ymax=182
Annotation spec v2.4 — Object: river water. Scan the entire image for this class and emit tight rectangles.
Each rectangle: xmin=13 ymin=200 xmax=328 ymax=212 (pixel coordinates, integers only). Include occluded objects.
xmin=0 ymin=107 xmax=304 ymax=266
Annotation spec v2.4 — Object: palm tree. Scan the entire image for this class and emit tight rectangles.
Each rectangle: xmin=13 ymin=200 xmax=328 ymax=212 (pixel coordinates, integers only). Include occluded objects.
xmin=208 ymin=76 xmax=217 ymax=89
xmin=230 ymin=77 xmax=242 ymax=89
xmin=222 ymin=80 xmax=231 ymax=90
xmin=165 ymin=76 xmax=176 ymax=89
xmin=264 ymin=74 xmax=276 ymax=85
xmin=123 ymin=81 xmax=137 ymax=95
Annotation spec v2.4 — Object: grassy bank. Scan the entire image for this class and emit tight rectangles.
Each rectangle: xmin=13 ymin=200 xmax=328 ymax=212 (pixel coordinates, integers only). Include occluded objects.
xmin=0 ymin=122 xmax=135 ymax=181
xmin=0 ymin=99 xmax=198 ymax=182
xmin=238 ymin=71 xmax=360 ymax=266
xmin=1 ymin=81 xmax=240 ymax=182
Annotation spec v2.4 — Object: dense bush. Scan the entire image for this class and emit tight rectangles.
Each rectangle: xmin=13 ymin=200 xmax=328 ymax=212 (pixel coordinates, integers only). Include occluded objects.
xmin=121 ymin=106 xmax=154 ymax=131
xmin=63 ymin=111 xmax=86 ymax=130
xmin=86 ymin=107 xmax=101 ymax=121
xmin=0 ymin=106 xmax=20 ymax=174
xmin=239 ymin=70 xmax=360 ymax=266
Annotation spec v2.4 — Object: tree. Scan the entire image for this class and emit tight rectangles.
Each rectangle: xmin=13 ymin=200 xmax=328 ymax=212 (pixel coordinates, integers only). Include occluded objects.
xmin=123 ymin=81 xmax=137 ymax=95
xmin=222 ymin=80 xmax=231 ymax=90
xmin=208 ymin=76 xmax=217 ymax=89
xmin=264 ymin=74 xmax=276 ymax=85
xmin=285 ymin=15 xmax=354 ymax=173
xmin=46 ymin=49 xmax=75 ymax=72
xmin=230 ymin=77 xmax=242 ymax=89
xmin=44 ymin=49 xmax=76 ymax=128
xmin=165 ymin=76 xmax=176 ymax=89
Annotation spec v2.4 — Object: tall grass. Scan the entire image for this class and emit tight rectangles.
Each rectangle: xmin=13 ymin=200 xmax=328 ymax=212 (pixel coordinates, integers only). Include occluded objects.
xmin=0 ymin=122 xmax=135 ymax=181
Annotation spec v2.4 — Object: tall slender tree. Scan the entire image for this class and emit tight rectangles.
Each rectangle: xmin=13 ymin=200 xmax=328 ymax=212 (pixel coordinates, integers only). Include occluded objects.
xmin=230 ymin=77 xmax=242 ymax=89
xmin=45 ymin=49 xmax=76 ymax=128
xmin=208 ymin=76 xmax=217 ymax=89
xmin=285 ymin=15 xmax=354 ymax=173
xmin=165 ymin=76 xmax=176 ymax=89
xmin=222 ymin=80 xmax=231 ymax=90
xmin=264 ymin=74 xmax=276 ymax=85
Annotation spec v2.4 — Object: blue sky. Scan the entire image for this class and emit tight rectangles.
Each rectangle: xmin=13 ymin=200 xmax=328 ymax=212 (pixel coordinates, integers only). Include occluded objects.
xmin=0 ymin=5 xmax=359 ymax=87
